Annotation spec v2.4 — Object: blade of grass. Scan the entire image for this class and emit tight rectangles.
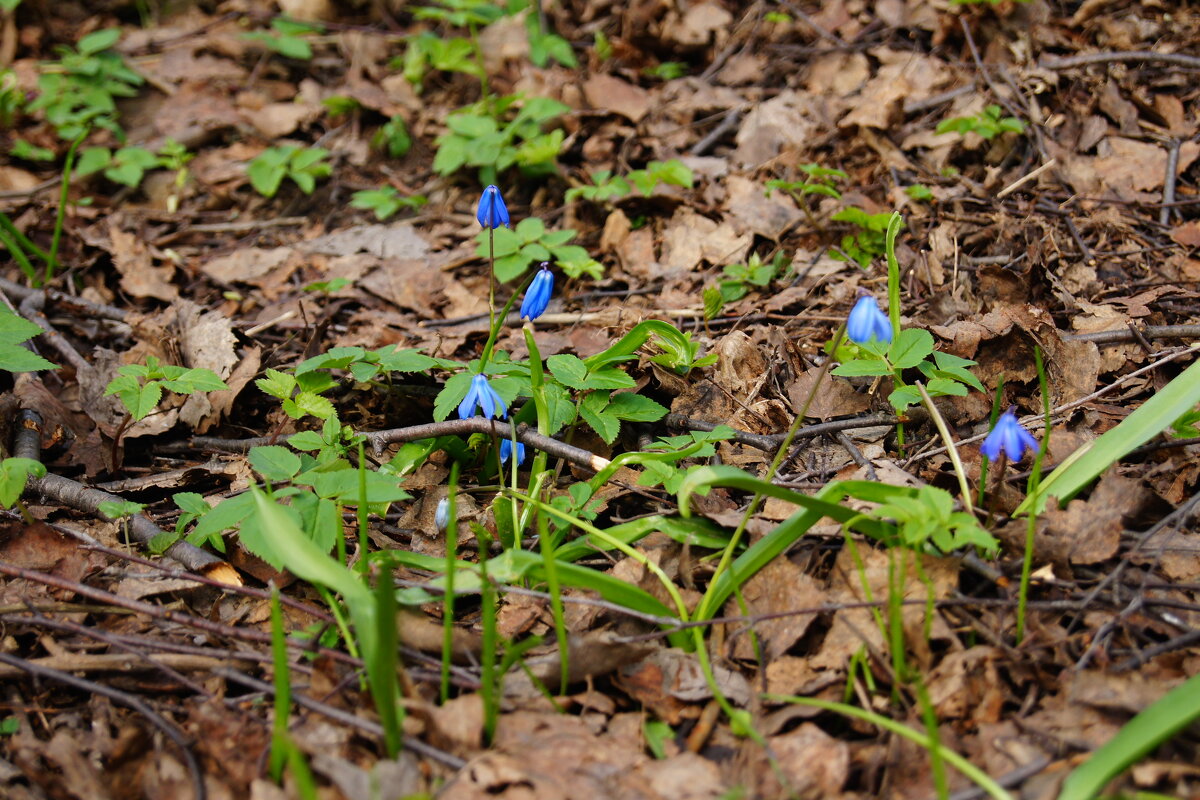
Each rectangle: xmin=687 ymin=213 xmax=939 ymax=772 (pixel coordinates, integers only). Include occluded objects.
xmin=1017 ymin=348 xmax=1200 ymax=515
xmin=766 ymin=694 xmax=1014 ymax=800
xmin=1058 ymin=672 xmax=1200 ymax=800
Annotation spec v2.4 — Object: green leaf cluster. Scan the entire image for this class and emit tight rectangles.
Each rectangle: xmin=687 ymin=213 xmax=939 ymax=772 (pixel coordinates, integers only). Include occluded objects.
xmin=372 ymin=115 xmax=412 ymax=159
xmin=294 ymin=345 xmax=443 ymax=385
xmin=869 ymin=485 xmax=998 ymax=555
xmin=765 ymin=162 xmax=848 ymax=201
xmin=0 ymin=69 xmax=24 ymax=128
xmin=434 ymin=95 xmax=569 ymax=184
xmin=717 ymin=251 xmax=786 ymax=304
xmin=833 ymin=330 xmax=983 ymax=413
xmin=936 ymin=105 xmax=1026 ymax=140
xmin=0 ymin=309 xmax=57 ymax=372
xmin=647 ymin=329 xmax=717 ymax=374
xmin=402 ymin=32 xmax=483 ymax=91
xmin=474 ymin=216 xmax=601 ymax=282
xmin=104 ymin=356 xmax=229 ymax=421
xmin=0 ymin=457 xmax=45 ymax=509
xmin=248 ymin=145 xmax=331 ymax=198
xmin=256 ymin=367 xmax=337 ymax=422
xmin=241 ymin=17 xmax=324 ymax=61
xmin=566 ymin=160 xmax=695 ymax=205
xmin=350 ymin=187 xmax=427 ymax=221
xmin=830 ymin=206 xmax=900 ymax=269
xmin=1170 ymin=407 xmax=1200 ymax=438
xmin=27 ymin=28 xmax=144 ymax=140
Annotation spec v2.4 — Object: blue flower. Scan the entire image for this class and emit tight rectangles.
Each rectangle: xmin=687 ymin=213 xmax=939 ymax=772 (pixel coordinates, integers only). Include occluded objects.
xmin=980 ymin=409 xmax=1039 ymax=462
xmin=458 ymin=374 xmax=507 ymax=420
xmin=500 ymin=438 xmax=526 ymax=465
xmin=846 ymin=294 xmax=892 ymax=345
xmin=520 ymin=263 xmax=554 ymax=321
xmin=476 ymin=185 xmax=510 ymax=229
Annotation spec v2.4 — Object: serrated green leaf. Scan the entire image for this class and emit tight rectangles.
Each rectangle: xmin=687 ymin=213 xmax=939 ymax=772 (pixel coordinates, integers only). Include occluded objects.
xmin=292 ymin=392 xmax=335 ymax=420
xmin=256 ymin=368 xmax=297 ymax=399
xmin=832 ymin=359 xmax=893 ymax=378
xmin=606 ymin=392 xmax=667 ymax=422
xmin=433 ymin=371 xmax=474 ymax=422
xmin=0 ymin=344 xmax=56 ymax=372
xmin=889 ymin=329 xmax=934 ymax=369
xmin=249 ymin=446 xmax=302 ymax=482
xmin=580 ymin=393 xmax=620 ymax=444
xmin=547 ymin=354 xmax=589 ymax=389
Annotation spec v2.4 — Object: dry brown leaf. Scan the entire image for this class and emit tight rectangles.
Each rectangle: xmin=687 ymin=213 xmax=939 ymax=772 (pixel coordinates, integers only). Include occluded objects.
xmin=925 ymin=646 xmax=1005 ymax=722
xmin=840 ymin=49 xmax=952 ymax=130
xmin=201 ymin=246 xmax=293 ymax=285
xmin=726 ymin=557 xmax=824 ymax=661
xmin=615 ymin=649 xmax=751 ymax=723
xmin=722 ymin=174 xmax=802 ymax=239
xmin=733 ymin=90 xmax=820 ymax=167
xmin=734 ymin=723 xmax=849 ymax=798
xmin=787 ymin=365 xmax=872 ymax=420
xmin=812 ymin=546 xmax=957 ymax=671
xmin=301 ymin=223 xmax=430 ymax=259
xmin=359 ymin=257 xmax=447 ymax=314
xmin=636 ymin=752 xmax=726 ymax=800
xmin=662 ymin=2 xmax=733 ymax=48
xmin=241 ymin=101 xmax=320 ymax=139
xmin=108 ymin=223 xmax=178 ymax=302
xmin=659 ymin=207 xmax=751 ymax=275
xmin=1043 ymin=470 xmax=1147 ymax=565
xmin=582 ymin=73 xmax=652 ymax=123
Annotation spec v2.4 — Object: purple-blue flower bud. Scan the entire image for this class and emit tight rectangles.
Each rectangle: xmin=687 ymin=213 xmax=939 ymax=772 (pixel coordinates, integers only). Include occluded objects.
xmin=458 ymin=374 xmax=508 ymax=420
xmin=520 ymin=263 xmax=554 ymax=321
xmin=846 ymin=294 xmax=892 ymax=345
xmin=980 ymin=409 xmax=1039 ymax=462
xmin=500 ymin=438 xmax=526 ymax=465
xmin=476 ymin=185 xmax=510 ymax=229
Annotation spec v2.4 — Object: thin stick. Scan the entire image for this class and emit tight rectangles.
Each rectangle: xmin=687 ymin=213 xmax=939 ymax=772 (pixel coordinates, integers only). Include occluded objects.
xmin=1041 ymin=51 xmax=1200 ymax=71
xmin=1161 ymin=139 xmax=1180 ymax=227
xmin=996 ymin=159 xmax=1057 ymax=199
xmin=915 ymin=382 xmax=974 ymax=516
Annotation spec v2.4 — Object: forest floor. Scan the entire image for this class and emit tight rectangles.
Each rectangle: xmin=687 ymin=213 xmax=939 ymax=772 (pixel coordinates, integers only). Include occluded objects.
xmin=1 ymin=0 xmax=1199 ymax=798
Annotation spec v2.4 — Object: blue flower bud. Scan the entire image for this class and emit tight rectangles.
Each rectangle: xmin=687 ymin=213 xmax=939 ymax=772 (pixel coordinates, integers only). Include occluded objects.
xmin=476 ymin=184 xmax=510 ymax=229
xmin=520 ymin=263 xmax=554 ymax=321
xmin=499 ymin=438 xmax=526 ymax=465
xmin=980 ymin=409 xmax=1039 ymax=462
xmin=458 ymin=373 xmax=508 ymax=420
xmin=846 ymin=294 xmax=892 ymax=345
xmin=434 ymin=497 xmax=450 ymax=532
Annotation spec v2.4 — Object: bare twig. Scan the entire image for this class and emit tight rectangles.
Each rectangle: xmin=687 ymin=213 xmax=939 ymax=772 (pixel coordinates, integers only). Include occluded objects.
xmin=15 ymin=410 xmax=236 ymax=580
xmin=191 ymin=418 xmax=612 ymax=472
xmin=1041 ymin=51 xmax=1200 ymax=71
xmin=1161 ymin=139 xmax=1181 ymax=227
xmin=1062 ymin=323 xmax=1200 ymax=345
xmin=996 ymin=159 xmax=1057 ymax=200
xmin=689 ymin=107 xmax=744 ymax=157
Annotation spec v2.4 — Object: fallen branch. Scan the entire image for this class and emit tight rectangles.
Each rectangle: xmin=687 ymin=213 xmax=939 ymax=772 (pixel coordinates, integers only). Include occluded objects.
xmin=16 ymin=409 xmax=238 ymax=582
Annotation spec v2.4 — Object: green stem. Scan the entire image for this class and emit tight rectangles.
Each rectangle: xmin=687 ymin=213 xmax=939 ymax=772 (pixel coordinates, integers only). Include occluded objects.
xmin=48 ymin=130 xmax=86 ymax=286
xmin=915 ymin=381 xmax=975 ymax=516
xmin=356 ymin=440 xmax=369 ymax=573
xmin=441 ymin=462 xmax=460 ymax=704
xmin=0 ymin=212 xmax=49 ymax=264
xmin=478 ymin=526 xmax=498 ymax=743
xmin=477 ymin=268 xmax=537 ymax=373
xmin=0 ymin=225 xmax=37 ymax=284
xmin=1016 ymin=348 xmax=1051 ymax=644
xmin=764 ymin=695 xmax=1015 ymax=800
